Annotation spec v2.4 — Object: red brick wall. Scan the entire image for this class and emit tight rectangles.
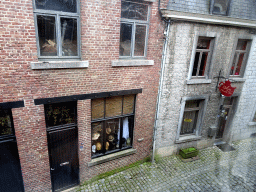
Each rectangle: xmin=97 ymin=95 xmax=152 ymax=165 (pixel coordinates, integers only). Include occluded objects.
xmin=0 ymin=0 xmax=164 ymax=191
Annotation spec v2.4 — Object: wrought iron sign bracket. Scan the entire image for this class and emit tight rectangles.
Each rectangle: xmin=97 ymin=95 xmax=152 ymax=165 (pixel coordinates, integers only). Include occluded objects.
xmin=213 ymin=70 xmax=226 ymax=92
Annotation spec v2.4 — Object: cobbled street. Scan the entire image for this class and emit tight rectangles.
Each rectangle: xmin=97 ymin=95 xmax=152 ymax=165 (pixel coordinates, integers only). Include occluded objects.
xmin=75 ymin=138 xmax=256 ymax=192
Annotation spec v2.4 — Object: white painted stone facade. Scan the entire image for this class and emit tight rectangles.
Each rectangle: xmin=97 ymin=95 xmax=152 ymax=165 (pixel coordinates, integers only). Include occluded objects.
xmin=155 ymin=21 xmax=256 ymax=156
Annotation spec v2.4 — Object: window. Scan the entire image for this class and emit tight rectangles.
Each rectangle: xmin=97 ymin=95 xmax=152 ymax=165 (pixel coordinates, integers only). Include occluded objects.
xmin=91 ymin=95 xmax=135 ymax=158
xmin=229 ymin=39 xmax=251 ymax=77
xmin=119 ymin=1 xmax=149 ymax=58
xmin=0 ymin=109 xmax=14 ymax=137
xmin=180 ymin=100 xmax=204 ymax=135
xmin=176 ymin=96 xmax=208 ymax=141
xmin=44 ymin=101 xmax=77 ymax=127
xmin=191 ymin=37 xmax=214 ymax=78
xmin=33 ymin=0 xmax=80 ymax=59
xmin=210 ymin=0 xmax=231 ymax=16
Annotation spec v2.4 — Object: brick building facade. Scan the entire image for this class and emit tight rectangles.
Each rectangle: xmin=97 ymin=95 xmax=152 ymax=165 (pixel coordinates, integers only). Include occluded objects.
xmin=155 ymin=0 xmax=256 ymax=156
xmin=0 ymin=0 xmax=163 ymax=191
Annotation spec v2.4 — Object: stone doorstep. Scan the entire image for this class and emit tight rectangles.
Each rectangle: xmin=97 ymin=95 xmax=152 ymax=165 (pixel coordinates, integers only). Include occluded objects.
xmin=178 ymin=155 xmax=200 ymax=163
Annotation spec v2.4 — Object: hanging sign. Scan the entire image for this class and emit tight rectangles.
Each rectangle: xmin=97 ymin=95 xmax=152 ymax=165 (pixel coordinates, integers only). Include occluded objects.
xmin=219 ymin=80 xmax=236 ymax=97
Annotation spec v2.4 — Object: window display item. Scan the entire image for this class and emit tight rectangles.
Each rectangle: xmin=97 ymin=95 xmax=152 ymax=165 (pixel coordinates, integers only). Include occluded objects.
xmin=96 ymin=142 xmax=102 ymax=151
xmin=92 ymin=145 xmax=96 ymax=153
xmin=92 ymin=133 xmax=100 ymax=140
xmin=108 ymin=135 xmax=114 ymax=142
xmin=106 ymin=142 xmax=109 ymax=150
xmin=106 ymin=127 xmax=111 ymax=134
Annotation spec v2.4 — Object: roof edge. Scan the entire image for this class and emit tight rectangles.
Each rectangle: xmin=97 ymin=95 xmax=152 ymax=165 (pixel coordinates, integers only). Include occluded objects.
xmin=161 ymin=9 xmax=256 ymax=29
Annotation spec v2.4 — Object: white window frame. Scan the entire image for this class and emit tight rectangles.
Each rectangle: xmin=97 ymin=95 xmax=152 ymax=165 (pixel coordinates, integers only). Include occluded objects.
xmin=228 ymin=35 xmax=253 ymax=78
xmin=32 ymin=0 xmax=81 ymax=60
xmin=119 ymin=0 xmax=150 ymax=59
xmin=187 ymin=32 xmax=218 ymax=84
xmin=176 ymin=95 xmax=209 ymax=142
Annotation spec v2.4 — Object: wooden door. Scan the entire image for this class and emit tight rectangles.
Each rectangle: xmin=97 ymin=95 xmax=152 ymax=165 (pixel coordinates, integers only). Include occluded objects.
xmin=48 ymin=126 xmax=79 ymax=191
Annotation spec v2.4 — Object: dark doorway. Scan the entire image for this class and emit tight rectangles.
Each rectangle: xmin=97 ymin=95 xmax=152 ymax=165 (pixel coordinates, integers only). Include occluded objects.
xmin=45 ymin=102 xmax=79 ymax=191
xmin=216 ymin=97 xmax=237 ymax=139
xmin=0 ymin=109 xmax=24 ymax=192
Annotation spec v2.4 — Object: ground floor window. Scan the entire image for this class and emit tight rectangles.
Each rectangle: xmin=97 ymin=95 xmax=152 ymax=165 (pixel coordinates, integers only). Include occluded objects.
xmin=91 ymin=95 xmax=135 ymax=158
xmin=0 ymin=109 xmax=14 ymax=137
xmin=180 ymin=100 xmax=203 ymax=135
xmin=176 ymin=96 xmax=208 ymax=141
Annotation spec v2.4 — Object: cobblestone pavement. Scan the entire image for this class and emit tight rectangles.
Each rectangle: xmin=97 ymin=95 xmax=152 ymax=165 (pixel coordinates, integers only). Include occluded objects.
xmin=76 ymin=138 xmax=256 ymax=192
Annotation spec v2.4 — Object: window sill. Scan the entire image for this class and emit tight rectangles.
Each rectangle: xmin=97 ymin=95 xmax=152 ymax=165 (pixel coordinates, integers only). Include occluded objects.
xmin=229 ymin=77 xmax=246 ymax=82
xmin=187 ymin=79 xmax=212 ymax=84
xmin=88 ymin=148 xmax=136 ymax=167
xmin=175 ymin=135 xmax=202 ymax=144
xmin=248 ymin=122 xmax=256 ymax=126
xmin=112 ymin=60 xmax=154 ymax=67
xmin=30 ymin=60 xmax=89 ymax=70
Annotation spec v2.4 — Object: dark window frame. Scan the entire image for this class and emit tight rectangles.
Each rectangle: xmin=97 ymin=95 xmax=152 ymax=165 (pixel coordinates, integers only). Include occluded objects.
xmin=119 ymin=0 xmax=150 ymax=59
xmin=44 ymin=101 xmax=77 ymax=131
xmin=0 ymin=108 xmax=16 ymax=141
xmin=91 ymin=95 xmax=136 ymax=158
xmin=32 ymin=0 xmax=81 ymax=60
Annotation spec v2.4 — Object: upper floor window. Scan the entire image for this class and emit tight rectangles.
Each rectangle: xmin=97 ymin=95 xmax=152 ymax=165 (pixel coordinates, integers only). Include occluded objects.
xmin=229 ymin=39 xmax=251 ymax=77
xmin=119 ymin=1 xmax=149 ymax=58
xmin=191 ymin=37 xmax=215 ymax=78
xmin=33 ymin=0 xmax=80 ymax=59
xmin=210 ymin=0 xmax=231 ymax=16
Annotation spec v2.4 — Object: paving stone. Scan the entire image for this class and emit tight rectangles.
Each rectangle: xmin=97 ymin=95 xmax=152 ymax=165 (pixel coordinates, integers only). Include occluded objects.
xmin=77 ymin=138 xmax=256 ymax=192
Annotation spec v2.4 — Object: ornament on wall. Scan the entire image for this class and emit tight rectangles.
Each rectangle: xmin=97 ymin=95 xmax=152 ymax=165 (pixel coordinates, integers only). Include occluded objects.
xmin=219 ymin=80 xmax=236 ymax=97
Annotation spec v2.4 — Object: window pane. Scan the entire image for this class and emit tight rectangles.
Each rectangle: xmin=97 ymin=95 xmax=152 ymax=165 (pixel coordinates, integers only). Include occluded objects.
xmin=235 ymin=53 xmax=245 ymax=75
xmin=185 ymin=100 xmax=200 ymax=108
xmin=121 ymin=116 xmax=133 ymax=148
xmin=134 ymin=25 xmax=146 ymax=56
xmin=230 ymin=52 xmax=238 ymax=75
xmin=35 ymin=0 xmax=77 ymax=13
xmin=37 ymin=15 xmax=57 ymax=56
xmin=120 ymin=23 xmax=132 ymax=56
xmin=105 ymin=119 xmax=120 ymax=152
xmin=197 ymin=38 xmax=211 ymax=49
xmin=105 ymin=96 xmax=122 ymax=118
xmin=91 ymin=98 xmax=104 ymax=120
xmin=123 ymin=95 xmax=135 ymax=115
xmin=45 ymin=102 xmax=76 ymax=127
xmin=92 ymin=122 xmax=104 ymax=155
xmin=61 ymin=18 xmax=78 ymax=56
xmin=121 ymin=1 xmax=148 ymax=21
xmin=198 ymin=52 xmax=208 ymax=76
xmin=0 ymin=109 xmax=13 ymax=136
xmin=181 ymin=110 xmax=198 ymax=135
xmin=192 ymin=52 xmax=200 ymax=76
xmin=236 ymin=40 xmax=247 ymax=50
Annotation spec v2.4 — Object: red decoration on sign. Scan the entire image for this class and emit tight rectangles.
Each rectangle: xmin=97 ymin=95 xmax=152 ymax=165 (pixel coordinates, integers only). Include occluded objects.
xmin=219 ymin=80 xmax=236 ymax=97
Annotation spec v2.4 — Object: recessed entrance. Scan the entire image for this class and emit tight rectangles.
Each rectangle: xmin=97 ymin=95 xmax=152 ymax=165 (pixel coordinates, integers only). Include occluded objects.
xmin=216 ymin=96 xmax=237 ymax=140
xmin=0 ymin=109 xmax=24 ymax=192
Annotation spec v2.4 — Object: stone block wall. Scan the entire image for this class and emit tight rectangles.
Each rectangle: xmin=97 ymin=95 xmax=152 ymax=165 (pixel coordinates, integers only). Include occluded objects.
xmin=155 ymin=21 xmax=256 ymax=156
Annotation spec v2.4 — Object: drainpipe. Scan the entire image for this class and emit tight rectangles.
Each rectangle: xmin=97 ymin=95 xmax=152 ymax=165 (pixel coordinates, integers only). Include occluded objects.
xmin=152 ymin=7 xmax=172 ymax=163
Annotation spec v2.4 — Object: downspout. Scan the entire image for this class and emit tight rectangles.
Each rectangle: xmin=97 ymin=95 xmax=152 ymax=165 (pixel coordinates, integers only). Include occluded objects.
xmin=152 ymin=0 xmax=172 ymax=163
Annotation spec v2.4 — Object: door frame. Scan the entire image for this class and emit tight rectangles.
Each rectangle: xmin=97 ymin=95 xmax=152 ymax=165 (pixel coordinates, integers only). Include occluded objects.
xmin=215 ymin=93 xmax=239 ymax=143
xmin=44 ymin=101 xmax=80 ymax=192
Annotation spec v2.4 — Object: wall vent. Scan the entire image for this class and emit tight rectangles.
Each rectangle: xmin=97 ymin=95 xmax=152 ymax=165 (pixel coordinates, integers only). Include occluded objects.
xmin=210 ymin=0 xmax=231 ymax=16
